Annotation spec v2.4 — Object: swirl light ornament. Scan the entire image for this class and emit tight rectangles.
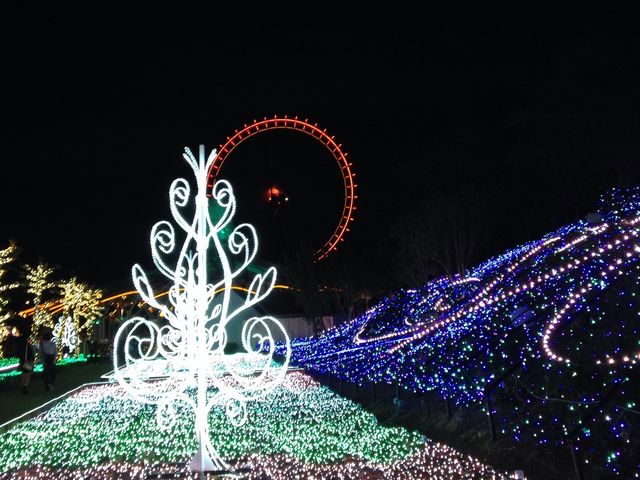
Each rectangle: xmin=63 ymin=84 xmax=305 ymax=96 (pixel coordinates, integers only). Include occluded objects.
xmin=113 ymin=145 xmax=291 ymax=473
xmin=52 ymin=316 xmax=78 ymax=356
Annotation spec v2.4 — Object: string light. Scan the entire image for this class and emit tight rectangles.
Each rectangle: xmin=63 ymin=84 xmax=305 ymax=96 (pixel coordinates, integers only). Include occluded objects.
xmin=57 ymin=278 xmax=103 ymax=357
xmin=0 ymin=354 xmax=87 ymax=381
xmin=112 ymin=146 xmax=291 ymax=472
xmin=24 ymin=263 xmax=56 ymax=344
xmin=275 ymin=187 xmax=640 ymax=476
xmin=0 ymin=371 xmax=514 ymax=479
xmin=0 ymin=242 xmax=19 ymax=327
xmin=206 ymin=115 xmax=357 ymax=262
xmin=51 ymin=316 xmax=78 ymax=356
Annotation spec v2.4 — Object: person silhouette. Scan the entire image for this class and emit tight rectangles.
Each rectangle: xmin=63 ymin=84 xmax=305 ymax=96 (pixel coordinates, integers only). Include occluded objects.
xmin=13 ymin=326 xmax=34 ymax=394
xmin=39 ymin=331 xmax=57 ymax=391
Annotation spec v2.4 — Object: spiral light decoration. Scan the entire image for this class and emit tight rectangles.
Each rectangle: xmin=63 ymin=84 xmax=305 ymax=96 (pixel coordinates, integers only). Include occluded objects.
xmin=113 ymin=145 xmax=291 ymax=473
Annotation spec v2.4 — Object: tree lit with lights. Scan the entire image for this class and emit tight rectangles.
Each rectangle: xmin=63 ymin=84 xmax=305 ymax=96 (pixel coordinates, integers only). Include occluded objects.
xmin=24 ymin=263 xmax=56 ymax=344
xmin=57 ymin=278 xmax=103 ymax=356
xmin=0 ymin=242 xmax=19 ymax=327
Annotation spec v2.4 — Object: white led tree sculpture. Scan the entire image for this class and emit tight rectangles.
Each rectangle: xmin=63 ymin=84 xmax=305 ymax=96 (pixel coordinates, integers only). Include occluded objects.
xmin=52 ymin=316 xmax=78 ymax=356
xmin=113 ymin=146 xmax=291 ymax=473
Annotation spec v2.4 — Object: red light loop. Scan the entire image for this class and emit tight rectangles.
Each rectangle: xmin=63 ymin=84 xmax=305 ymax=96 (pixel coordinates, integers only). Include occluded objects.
xmin=207 ymin=116 xmax=357 ymax=261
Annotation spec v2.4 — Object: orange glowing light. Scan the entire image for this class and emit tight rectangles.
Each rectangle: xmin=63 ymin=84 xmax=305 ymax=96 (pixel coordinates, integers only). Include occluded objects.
xmin=18 ymin=285 xmax=294 ymax=318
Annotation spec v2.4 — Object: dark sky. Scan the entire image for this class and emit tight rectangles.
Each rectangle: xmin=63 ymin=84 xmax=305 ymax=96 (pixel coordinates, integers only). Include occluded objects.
xmin=3 ymin=25 xmax=640 ymax=290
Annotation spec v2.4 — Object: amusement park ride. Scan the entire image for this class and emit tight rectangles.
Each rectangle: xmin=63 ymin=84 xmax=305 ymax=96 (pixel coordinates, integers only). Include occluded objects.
xmin=207 ymin=115 xmax=357 ymax=262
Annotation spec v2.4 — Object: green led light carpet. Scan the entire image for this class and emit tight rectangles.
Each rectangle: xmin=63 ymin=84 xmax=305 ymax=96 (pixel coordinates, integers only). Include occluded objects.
xmin=0 ymin=371 xmax=512 ymax=479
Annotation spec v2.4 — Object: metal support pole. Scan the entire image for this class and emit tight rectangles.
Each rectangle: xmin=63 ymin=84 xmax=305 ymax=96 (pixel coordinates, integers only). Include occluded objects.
xmin=569 ymin=441 xmax=584 ymax=480
xmin=486 ymin=393 xmax=496 ymax=442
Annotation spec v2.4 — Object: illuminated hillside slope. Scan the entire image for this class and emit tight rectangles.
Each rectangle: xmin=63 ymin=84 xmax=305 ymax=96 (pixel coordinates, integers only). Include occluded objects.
xmin=278 ymin=187 xmax=640 ymax=475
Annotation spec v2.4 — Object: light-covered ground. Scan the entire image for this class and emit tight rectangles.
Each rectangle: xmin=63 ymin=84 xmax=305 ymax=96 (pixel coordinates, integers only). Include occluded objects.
xmin=0 ymin=371 xmax=515 ymax=479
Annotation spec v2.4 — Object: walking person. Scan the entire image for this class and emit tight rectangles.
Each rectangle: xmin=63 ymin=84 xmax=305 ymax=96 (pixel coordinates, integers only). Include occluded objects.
xmin=13 ymin=326 xmax=35 ymax=394
xmin=39 ymin=331 xmax=57 ymax=391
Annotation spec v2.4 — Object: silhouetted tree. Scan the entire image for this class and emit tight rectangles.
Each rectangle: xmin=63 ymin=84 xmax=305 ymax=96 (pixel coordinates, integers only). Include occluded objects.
xmin=281 ymin=243 xmax=332 ymax=334
xmin=391 ymin=190 xmax=489 ymax=285
xmin=324 ymin=245 xmax=382 ymax=323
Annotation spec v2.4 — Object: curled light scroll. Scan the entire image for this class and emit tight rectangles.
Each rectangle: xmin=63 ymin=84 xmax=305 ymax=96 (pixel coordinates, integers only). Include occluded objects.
xmin=113 ymin=145 xmax=291 ymax=473
xmin=52 ymin=316 xmax=78 ymax=355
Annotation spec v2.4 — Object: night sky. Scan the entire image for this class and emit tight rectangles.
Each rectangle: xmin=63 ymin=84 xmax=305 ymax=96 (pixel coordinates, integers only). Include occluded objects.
xmin=3 ymin=26 xmax=640 ymax=290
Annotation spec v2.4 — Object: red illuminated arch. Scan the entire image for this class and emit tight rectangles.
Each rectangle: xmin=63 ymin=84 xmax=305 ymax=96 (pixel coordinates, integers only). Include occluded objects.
xmin=206 ymin=115 xmax=357 ymax=261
